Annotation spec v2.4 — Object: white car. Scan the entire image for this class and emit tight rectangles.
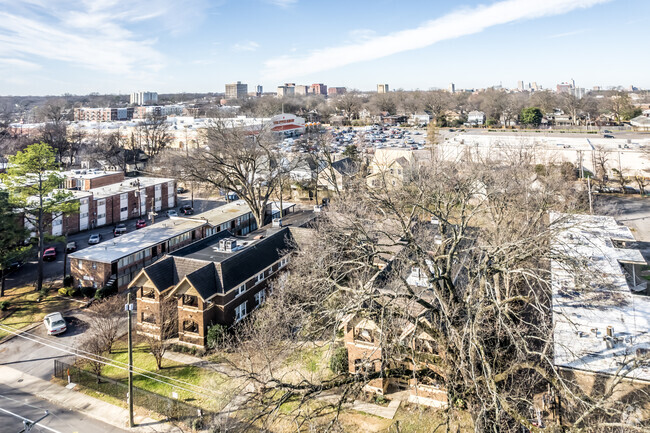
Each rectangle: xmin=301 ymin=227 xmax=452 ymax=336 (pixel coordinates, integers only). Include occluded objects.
xmin=166 ymin=209 xmax=179 ymax=217
xmin=43 ymin=312 xmax=67 ymax=335
xmin=88 ymin=233 xmax=101 ymax=245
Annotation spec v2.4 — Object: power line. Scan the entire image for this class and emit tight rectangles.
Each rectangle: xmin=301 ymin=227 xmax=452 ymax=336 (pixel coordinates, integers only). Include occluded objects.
xmin=0 ymin=324 xmax=221 ymax=400
xmin=0 ymin=322 xmax=219 ymax=395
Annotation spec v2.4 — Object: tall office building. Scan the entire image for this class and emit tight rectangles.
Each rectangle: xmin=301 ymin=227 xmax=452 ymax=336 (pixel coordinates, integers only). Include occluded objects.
xmin=225 ymin=81 xmax=248 ymax=99
xmin=448 ymin=83 xmax=455 ymax=93
xmin=130 ymin=91 xmax=158 ymax=106
xmin=277 ymin=84 xmax=296 ymax=98
xmin=517 ymin=80 xmax=524 ymax=92
xmin=377 ymin=84 xmax=389 ymax=94
xmin=255 ymin=85 xmax=263 ymax=97
xmin=311 ymin=83 xmax=328 ymax=96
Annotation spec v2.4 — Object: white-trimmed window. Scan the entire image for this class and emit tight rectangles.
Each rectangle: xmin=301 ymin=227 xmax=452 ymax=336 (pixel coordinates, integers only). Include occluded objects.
xmin=236 ymin=284 xmax=246 ymax=297
xmin=92 ymin=262 xmax=97 ymax=269
xmin=52 ymin=219 xmax=62 ymax=226
xmin=77 ymin=261 xmax=83 ymax=269
xmin=256 ymin=272 xmax=264 ymax=283
xmin=280 ymin=257 xmax=289 ymax=268
xmin=254 ymin=290 xmax=265 ymax=306
xmin=235 ymin=302 xmax=247 ymax=322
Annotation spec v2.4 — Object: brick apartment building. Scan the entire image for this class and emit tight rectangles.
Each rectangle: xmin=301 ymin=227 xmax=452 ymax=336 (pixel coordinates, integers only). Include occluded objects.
xmin=129 ymin=226 xmax=296 ymax=347
xmin=63 ymin=169 xmax=126 ymax=191
xmin=69 ymin=218 xmax=209 ymax=290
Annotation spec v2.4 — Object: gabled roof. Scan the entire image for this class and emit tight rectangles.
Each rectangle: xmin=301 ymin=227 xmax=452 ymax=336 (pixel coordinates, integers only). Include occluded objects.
xmin=330 ymin=157 xmax=358 ymax=176
xmin=139 ymin=255 xmax=210 ymax=293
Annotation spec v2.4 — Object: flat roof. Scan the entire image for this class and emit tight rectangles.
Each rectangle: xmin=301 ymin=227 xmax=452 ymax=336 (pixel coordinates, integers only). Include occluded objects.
xmin=62 ymin=169 xmax=122 ymax=180
xmin=189 ymin=200 xmax=253 ymax=227
xmin=551 ymin=212 xmax=650 ymax=380
xmin=69 ymin=218 xmax=206 ymax=264
xmin=89 ymin=176 xmax=174 ymax=199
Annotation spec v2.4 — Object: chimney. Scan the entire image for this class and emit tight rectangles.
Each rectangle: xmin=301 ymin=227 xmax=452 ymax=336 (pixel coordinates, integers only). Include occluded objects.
xmin=606 ymin=326 xmax=614 ymax=338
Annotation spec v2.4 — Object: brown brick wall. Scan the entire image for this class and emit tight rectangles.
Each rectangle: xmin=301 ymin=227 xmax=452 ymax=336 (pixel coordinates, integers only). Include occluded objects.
xmin=70 ymin=258 xmax=112 ymax=288
xmin=86 ymin=172 xmax=125 ymax=189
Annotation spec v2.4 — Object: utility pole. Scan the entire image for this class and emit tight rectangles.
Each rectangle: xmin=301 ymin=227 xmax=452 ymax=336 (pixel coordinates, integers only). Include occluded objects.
xmin=126 ymin=292 xmax=134 ymax=428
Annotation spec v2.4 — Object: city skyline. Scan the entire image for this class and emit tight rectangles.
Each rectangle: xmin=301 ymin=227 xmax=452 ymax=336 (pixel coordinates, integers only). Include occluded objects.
xmin=0 ymin=0 xmax=648 ymax=95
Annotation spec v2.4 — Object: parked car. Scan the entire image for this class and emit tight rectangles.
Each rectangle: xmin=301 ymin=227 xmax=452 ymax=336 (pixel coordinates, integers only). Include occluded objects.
xmin=43 ymin=247 xmax=57 ymax=261
xmin=603 ymin=129 xmax=612 ymax=133
xmin=88 ymin=233 xmax=102 ymax=245
xmin=604 ymin=134 xmax=614 ymax=138
xmin=43 ymin=312 xmax=67 ymax=335
xmin=114 ymin=223 xmax=127 ymax=237
xmin=166 ymin=209 xmax=179 ymax=217
xmin=136 ymin=218 xmax=147 ymax=229
xmin=8 ymin=261 xmax=24 ymax=272
xmin=179 ymin=205 xmax=194 ymax=215
xmin=65 ymin=241 xmax=77 ymax=253
xmin=177 ymin=187 xmax=186 ymax=194
xmin=623 ymin=186 xmax=639 ymax=194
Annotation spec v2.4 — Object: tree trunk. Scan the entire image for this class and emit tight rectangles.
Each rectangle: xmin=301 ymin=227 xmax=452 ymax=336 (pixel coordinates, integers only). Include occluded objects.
xmin=37 ymin=177 xmax=44 ymax=293
xmin=1 ymin=270 xmax=5 ymax=297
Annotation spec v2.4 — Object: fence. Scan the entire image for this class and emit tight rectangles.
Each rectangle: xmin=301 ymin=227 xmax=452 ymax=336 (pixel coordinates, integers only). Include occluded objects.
xmin=53 ymin=359 xmax=206 ymax=423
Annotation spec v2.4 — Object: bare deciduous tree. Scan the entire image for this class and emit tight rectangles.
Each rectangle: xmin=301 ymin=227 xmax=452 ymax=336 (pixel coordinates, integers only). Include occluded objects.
xmin=142 ymin=297 xmax=177 ymax=370
xmin=210 ymin=150 xmax=648 ymax=432
xmin=87 ymin=295 xmax=127 ymax=354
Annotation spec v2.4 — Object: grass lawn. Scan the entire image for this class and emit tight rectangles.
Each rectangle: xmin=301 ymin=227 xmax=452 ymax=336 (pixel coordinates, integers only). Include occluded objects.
xmin=97 ymin=339 xmax=230 ymax=411
xmin=0 ymin=283 xmax=77 ymax=339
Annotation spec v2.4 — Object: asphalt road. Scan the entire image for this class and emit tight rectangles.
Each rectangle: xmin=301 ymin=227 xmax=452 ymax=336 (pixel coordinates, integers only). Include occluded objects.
xmin=0 ymin=383 xmax=127 ymax=433
xmin=4 ymin=194 xmax=224 ymax=290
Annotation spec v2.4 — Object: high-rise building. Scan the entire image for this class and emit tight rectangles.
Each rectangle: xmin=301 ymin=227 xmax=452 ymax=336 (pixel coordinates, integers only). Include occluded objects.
xmin=294 ymin=85 xmax=310 ymax=96
xmin=277 ymin=83 xmax=296 ymax=98
xmin=517 ymin=81 xmax=524 ymax=92
xmin=255 ymin=85 xmax=263 ymax=97
xmin=130 ymin=91 xmax=158 ymax=106
xmin=311 ymin=83 xmax=327 ymax=96
xmin=328 ymin=87 xmax=347 ymax=96
xmin=377 ymin=84 xmax=389 ymax=94
xmin=225 ymin=81 xmax=248 ymax=99
xmin=448 ymin=83 xmax=455 ymax=93
xmin=531 ymin=82 xmax=540 ymax=91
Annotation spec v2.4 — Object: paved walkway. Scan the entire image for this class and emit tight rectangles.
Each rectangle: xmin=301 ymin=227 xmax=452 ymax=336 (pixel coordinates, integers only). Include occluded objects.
xmin=0 ymin=365 xmax=182 ymax=432
xmin=351 ymin=399 xmax=400 ymax=419
xmin=162 ymin=351 xmax=239 ymax=377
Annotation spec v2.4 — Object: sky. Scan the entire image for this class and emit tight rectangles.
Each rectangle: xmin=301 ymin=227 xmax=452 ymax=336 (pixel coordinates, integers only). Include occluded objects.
xmin=0 ymin=0 xmax=648 ymax=96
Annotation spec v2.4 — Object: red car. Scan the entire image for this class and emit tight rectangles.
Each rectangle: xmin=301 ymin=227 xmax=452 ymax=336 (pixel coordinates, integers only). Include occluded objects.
xmin=136 ymin=218 xmax=147 ymax=229
xmin=43 ymin=247 xmax=57 ymax=261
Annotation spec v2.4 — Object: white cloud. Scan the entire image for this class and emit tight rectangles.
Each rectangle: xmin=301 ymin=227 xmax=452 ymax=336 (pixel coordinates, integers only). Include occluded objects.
xmin=263 ymin=0 xmax=611 ymax=80
xmin=232 ymin=41 xmax=260 ymax=52
xmin=264 ymin=0 xmax=297 ymax=8
xmin=0 ymin=0 xmax=209 ymax=77
xmin=547 ymin=29 xmax=588 ymax=39
xmin=0 ymin=57 xmax=42 ymax=71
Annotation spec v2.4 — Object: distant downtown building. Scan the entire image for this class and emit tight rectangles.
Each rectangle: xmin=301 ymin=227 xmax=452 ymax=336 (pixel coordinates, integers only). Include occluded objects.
xmin=377 ymin=84 xmax=389 ymax=94
xmin=448 ymin=83 xmax=455 ymax=93
xmin=225 ymin=81 xmax=248 ymax=99
xmin=328 ymin=87 xmax=346 ymax=96
xmin=130 ymin=92 xmax=158 ymax=106
xmin=277 ymin=83 xmax=296 ymax=98
xmin=311 ymin=83 xmax=328 ymax=96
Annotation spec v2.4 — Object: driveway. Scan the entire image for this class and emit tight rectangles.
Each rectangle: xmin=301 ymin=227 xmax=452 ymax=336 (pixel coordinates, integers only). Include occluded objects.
xmin=0 ymin=312 xmax=90 ymax=381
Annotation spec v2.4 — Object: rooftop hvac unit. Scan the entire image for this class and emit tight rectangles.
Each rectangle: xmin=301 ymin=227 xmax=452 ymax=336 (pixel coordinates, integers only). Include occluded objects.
xmin=314 ymin=205 xmax=322 ymax=213
xmin=219 ymin=238 xmax=237 ymax=252
xmin=272 ymin=218 xmax=282 ymax=227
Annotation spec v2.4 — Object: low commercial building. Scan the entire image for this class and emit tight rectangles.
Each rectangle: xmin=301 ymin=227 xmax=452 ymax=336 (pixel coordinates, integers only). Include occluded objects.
xmin=551 ymin=213 xmax=649 ymax=381
xmin=69 ymin=218 xmax=209 ymax=290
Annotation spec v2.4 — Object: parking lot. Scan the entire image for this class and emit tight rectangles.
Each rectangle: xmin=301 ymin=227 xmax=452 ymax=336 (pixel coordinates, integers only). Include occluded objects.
xmin=3 ymin=193 xmax=225 ymax=290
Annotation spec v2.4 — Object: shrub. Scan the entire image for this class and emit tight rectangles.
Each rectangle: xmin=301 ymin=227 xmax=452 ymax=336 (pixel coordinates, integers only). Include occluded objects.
xmin=0 ymin=301 xmax=9 ymax=311
xmin=63 ymin=275 xmax=74 ymax=287
xmin=94 ymin=285 xmax=116 ymax=300
xmin=58 ymin=288 xmax=69 ymax=296
xmin=329 ymin=346 xmax=348 ymax=374
xmin=81 ymin=286 xmax=96 ymax=298
xmin=67 ymin=287 xmax=80 ymax=297
xmin=191 ymin=418 xmax=204 ymax=431
xmin=38 ymin=287 xmax=49 ymax=299
xmin=206 ymin=324 xmax=227 ymax=349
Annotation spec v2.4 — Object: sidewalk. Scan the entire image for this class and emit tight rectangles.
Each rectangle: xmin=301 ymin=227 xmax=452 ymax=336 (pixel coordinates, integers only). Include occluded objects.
xmin=0 ymin=365 xmax=181 ymax=432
